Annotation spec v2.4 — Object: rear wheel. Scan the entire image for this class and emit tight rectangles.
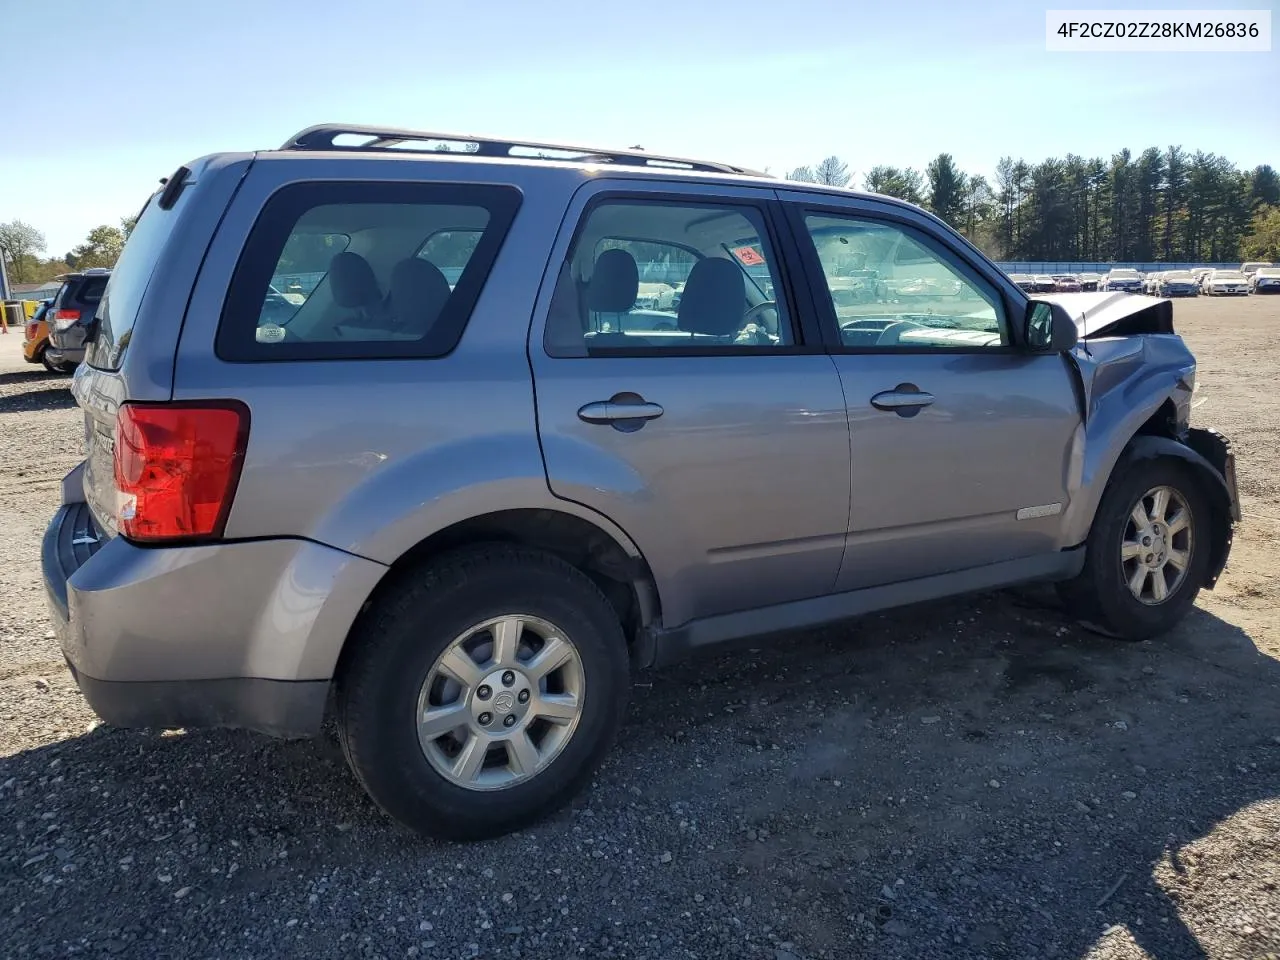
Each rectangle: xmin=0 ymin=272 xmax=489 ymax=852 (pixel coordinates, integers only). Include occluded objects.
xmin=1058 ymin=458 xmax=1211 ymax=640
xmin=336 ymin=545 xmax=630 ymax=840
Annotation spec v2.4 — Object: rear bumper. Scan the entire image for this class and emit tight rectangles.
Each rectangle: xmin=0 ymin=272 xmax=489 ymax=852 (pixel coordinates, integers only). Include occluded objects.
xmin=44 ymin=344 xmax=84 ymax=365
xmin=64 ymin=663 xmax=329 ymax=739
xmin=43 ymin=494 xmax=387 ymax=738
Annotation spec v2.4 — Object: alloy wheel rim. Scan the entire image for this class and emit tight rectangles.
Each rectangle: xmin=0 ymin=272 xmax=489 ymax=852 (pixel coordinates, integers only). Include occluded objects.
xmin=416 ymin=615 xmax=584 ymax=791
xmin=1121 ymin=485 xmax=1194 ymax=606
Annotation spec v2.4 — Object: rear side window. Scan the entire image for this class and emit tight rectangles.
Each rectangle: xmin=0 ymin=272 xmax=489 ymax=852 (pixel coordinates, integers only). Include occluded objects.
xmin=544 ymin=198 xmax=795 ymax=357
xmin=217 ymin=182 xmax=521 ymax=362
xmin=88 ymin=193 xmax=180 ymax=370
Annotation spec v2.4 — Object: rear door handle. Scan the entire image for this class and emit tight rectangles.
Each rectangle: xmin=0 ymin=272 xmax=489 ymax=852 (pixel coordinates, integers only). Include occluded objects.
xmin=870 ymin=385 xmax=935 ymax=417
xmin=577 ymin=399 xmax=665 ymax=424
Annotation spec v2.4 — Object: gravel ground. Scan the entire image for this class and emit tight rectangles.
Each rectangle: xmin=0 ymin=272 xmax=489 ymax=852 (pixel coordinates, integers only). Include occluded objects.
xmin=2 ymin=297 xmax=1279 ymax=960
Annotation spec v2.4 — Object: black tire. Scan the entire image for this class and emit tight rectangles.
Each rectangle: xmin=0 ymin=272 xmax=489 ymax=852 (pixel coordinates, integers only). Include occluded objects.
xmin=335 ymin=544 xmax=630 ymax=841
xmin=1057 ymin=457 xmax=1211 ymax=640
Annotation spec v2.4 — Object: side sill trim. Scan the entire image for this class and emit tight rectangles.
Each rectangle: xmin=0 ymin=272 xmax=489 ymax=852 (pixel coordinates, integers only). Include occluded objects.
xmin=638 ymin=548 xmax=1085 ymax=669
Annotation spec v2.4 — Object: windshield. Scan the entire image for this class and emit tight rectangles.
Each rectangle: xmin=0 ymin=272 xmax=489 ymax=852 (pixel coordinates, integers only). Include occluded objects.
xmin=1165 ymin=272 xmax=1194 ymax=280
xmin=1214 ymin=273 xmax=1245 ymax=280
xmin=1111 ymin=269 xmax=1140 ymax=278
xmin=1255 ymin=268 xmax=1280 ymax=278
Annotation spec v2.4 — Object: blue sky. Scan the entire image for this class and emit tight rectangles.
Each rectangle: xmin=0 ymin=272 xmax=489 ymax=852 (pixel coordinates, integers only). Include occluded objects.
xmin=2 ymin=0 xmax=1276 ymax=255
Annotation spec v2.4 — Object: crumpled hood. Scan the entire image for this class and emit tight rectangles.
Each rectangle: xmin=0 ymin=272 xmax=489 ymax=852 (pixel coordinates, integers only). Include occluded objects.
xmin=1032 ymin=292 xmax=1175 ymax=339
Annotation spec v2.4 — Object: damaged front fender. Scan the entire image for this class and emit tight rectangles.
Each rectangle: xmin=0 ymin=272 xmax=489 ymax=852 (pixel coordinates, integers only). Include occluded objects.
xmin=1047 ymin=293 xmax=1235 ymax=575
xmin=1035 ymin=291 xmax=1195 ymax=428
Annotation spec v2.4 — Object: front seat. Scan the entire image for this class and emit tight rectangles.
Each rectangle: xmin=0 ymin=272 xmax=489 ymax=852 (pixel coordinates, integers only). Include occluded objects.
xmin=586 ymin=248 xmax=640 ymax=346
xmin=677 ymin=258 xmax=744 ymax=340
xmin=387 ymin=258 xmax=453 ymax=337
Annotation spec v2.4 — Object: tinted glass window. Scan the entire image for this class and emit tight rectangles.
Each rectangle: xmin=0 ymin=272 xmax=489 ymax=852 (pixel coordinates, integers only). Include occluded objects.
xmin=75 ymin=276 xmax=108 ymax=304
xmin=87 ymin=193 xmax=180 ymax=370
xmin=218 ymin=182 xmax=519 ymax=362
xmin=417 ymin=230 xmax=483 ymax=288
xmin=803 ymin=214 xmax=1007 ymax=350
xmin=545 ymin=199 xmax=794 ymax=357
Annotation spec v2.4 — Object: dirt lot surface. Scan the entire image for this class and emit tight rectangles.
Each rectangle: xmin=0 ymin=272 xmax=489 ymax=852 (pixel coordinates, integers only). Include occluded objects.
xmin=1 ymin=297 xmax=1278 ymax=960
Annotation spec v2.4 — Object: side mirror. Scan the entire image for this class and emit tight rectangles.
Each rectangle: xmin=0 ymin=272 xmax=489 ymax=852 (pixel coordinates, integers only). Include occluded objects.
xmin=1024 ymin=300 xmax=1079 ymax=353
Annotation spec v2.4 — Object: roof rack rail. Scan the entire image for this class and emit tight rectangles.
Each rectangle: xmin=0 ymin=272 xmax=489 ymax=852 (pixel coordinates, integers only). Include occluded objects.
xmin=278 ymin=124 xmax=770 ymax=177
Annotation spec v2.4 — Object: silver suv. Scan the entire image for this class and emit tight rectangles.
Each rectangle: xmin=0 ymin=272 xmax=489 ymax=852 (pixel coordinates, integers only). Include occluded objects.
xmin=43 ymin=124 xmax=1240 ymax=840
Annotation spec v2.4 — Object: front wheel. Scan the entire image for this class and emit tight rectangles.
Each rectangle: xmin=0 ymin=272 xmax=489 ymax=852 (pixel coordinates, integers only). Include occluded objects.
xmin=335 ymin=544 xmax=630 ymax=840
xmin=1058 ymin=458 xmax=1211 ymax=640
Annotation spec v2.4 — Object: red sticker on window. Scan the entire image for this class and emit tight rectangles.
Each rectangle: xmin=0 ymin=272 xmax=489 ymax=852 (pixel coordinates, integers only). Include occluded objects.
xmin=731 ymin=245 xmax=765 ymax=266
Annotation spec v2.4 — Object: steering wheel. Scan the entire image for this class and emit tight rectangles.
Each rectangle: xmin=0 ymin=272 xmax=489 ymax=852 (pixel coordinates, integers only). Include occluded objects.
xmin=742 ymin=300 xmax=777 ymax=327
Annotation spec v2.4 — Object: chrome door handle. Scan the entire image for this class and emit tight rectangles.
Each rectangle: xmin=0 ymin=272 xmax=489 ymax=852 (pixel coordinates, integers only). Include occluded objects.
xmin=577 ymin=399 xmax=665 ymax=424
xmin=870 ymin=385 xmax=935 ymax=417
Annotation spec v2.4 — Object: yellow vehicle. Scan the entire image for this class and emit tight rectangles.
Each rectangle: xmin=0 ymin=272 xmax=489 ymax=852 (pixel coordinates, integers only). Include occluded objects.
xmin=21 ymin=299 xmax=71 ymax=373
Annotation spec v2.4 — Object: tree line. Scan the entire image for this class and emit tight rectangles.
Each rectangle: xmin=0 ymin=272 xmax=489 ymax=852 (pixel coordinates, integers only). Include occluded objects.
xmin=0 ymin=217 xmax=137 ymax=285
xmin=5 ymin=148 xmax=1279 ymax=285
xmin=788 ymin=149 xmax=1279 ymax=262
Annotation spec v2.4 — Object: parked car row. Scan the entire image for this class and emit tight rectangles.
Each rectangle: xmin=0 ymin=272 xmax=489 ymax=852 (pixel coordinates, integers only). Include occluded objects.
xmin=1007 ymin=273 xmax=1104 ymax=293
xmin=20 ymin=268 xmax=111 ymax=373
xmin=1007 ymin=263 xmax=1275 ymax=298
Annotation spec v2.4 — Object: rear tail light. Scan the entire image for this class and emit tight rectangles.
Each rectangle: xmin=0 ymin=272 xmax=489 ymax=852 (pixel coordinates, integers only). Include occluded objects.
xmin=25 ymin=322 xmax=38 ymax=340
xmin=113 ymin=402 xmax=250 ymax=542
xmin=52 ymin=309 xmax=82 ymax=332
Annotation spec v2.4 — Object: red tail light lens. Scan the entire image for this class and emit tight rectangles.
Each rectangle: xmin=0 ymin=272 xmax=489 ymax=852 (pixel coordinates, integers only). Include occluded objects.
xmin=25 ymin=322 xmax=38 ymax=340
xmin=114 ymin=403 xmax=250 ymax=542
xmin=54 ymin=309 xmax=81 ymax=322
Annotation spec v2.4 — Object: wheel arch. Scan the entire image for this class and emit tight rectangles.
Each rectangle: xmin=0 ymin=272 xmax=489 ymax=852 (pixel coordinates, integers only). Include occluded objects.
xmin=335 ymin=507 xmax=663 ymax=680
xmin=1114 ymin=431 xmax=1236 ymax=589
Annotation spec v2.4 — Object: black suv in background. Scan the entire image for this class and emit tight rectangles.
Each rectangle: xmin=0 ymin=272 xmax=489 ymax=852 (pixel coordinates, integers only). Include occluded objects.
xmin=45 ymin=268 xmax=111 ymax=370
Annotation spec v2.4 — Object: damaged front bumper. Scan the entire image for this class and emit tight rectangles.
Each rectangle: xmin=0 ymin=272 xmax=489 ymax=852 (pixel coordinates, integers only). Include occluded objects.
xmin=1185 ymin=428 xmax=1242 ymax=524
xmin=1185 ymin=427 xmax=1240 ymax=588
xmin=1125 ymin=427 xmax=1241 ymax=590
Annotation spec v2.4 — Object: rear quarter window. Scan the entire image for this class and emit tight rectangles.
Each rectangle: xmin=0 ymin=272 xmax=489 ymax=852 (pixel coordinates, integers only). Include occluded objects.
xmin=216 ymin=181 xmax=521 ymax=362
xmin=88 ymin=193 xmax=182 ymax=370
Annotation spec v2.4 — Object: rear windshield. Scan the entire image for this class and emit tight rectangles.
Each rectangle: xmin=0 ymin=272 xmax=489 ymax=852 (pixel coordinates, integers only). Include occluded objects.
xmin=87 ymin=192 xmax=179 ymax=370
xmin=72 ymin=276 xmax=108 ymax=304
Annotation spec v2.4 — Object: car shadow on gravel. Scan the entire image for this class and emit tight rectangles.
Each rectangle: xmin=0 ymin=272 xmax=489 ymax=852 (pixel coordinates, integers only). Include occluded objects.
xmin=1 ymin=592 xmax=1277 ymax=959
xmin=0 ymin=370 xmax=70 ymax=386
xmin=0 ymin=386 xmax=77 ymax=414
